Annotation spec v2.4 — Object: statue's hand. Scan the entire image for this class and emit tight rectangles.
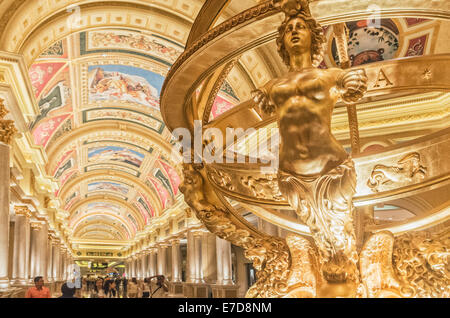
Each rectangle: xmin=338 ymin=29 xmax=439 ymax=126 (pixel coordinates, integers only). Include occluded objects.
xmin=340 ymin=69 xmax=368 ymax=103
xmin=252 ymin=89 xmax=275 ymax=115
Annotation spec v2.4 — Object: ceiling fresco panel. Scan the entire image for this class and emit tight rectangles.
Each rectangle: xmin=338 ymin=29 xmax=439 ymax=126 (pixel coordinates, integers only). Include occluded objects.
xmin=87 ymin=64 xmax=165 ymax=110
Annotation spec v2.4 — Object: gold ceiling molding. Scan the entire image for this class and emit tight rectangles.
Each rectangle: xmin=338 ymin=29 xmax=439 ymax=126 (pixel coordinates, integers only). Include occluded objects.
xmin=59 ymin=169 xmax=163 ymax=214
xmin=46 ymin=121 xmax=174 ymax=168
xmin=0 ymin=0 xmax=200 ymax=50
xmin=73 ymin=220 xmax=128 ymax=240
xmin=185 ymin=0 xmax=450 ymax=48
xmin=71 ymin=211 xmax=135 ymax=239
xmin=68 ymin=195 xmax=145 ymax=227
xmin=3 ymin=4 xmax=193 ymax=66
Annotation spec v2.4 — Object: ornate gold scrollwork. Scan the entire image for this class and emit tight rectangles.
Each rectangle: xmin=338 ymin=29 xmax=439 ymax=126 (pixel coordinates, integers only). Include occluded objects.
xmin=240 ymin=175 xmax=284 ymax=201
xmin=0 ymin=98 xmax=17 ymax=145
xmin=367 ymin=152 xmax=427 ymax=192
xmin=392 ymin=230 xmax=450 ymax=298
xmin=180 ymin=163 xmax=291 ymax=298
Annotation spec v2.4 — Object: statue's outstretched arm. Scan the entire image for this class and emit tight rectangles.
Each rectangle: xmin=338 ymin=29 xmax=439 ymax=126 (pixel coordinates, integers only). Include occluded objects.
xmin=252 ymin=83 xmax=276 ymax=115
xmin=337 ymin=69 xmax=368 ymax=103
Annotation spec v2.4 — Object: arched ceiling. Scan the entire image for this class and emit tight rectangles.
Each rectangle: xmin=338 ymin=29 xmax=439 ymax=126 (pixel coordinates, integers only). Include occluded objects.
xmin=1 ymin=0 xmax=448 ymax=252
xmin=0 ymin=0 xmax=210 ymax=244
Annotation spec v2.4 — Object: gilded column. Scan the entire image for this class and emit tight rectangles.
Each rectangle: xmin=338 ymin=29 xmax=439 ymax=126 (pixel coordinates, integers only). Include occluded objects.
xmin=170 ymin=239 xmax=182 ymax=282
xmin=0 ymin=100 xmax=17 ymax=289
xmin=11 ymin=206 xmax=31 ymax=285
xmin=216 ymin=237 xmax=233 ymax=285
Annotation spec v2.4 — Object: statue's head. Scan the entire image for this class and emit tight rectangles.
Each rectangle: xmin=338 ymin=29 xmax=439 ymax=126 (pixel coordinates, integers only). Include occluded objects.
xmin=276 ymin=0 xmax=324 ymax=67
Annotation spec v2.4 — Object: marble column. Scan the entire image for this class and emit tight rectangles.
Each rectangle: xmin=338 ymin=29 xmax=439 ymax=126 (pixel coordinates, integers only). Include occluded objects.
xmin=11 ymin=206 xmax=31 ymax=285
xmin=145 ymin=252 xmax=151 ymax=277
xmin=201 ymin=232 xmax=217 ymax=284
xmin=0 ymin=116 xmax=15 ymax=289
xmin=193 ymin=232 xmax=203 ymax=283
xmin=186 ymin=231 xmax=195 ymax=283
xmin=29 ymin=222 xmax=43 ymax=280
xmin=52 ymin=240 xmax=60 ymax=281
xmin=157 ymin=245 xmax=167 ymax=276
xmin=141 ymin=252 xmax=148 ymax=279
xmin=131 ymin=256 xmax=136 ymax=278
xmin=171 ymin=240 xmax=182 ymax=282
xmin=138 ymin=254 xmax=144 ymax=279
xmin=216 ymin=237 xmax=233 ymax=285
xmin=39 ymin=223 xmax=48 ymax=281
xmin=149 ymin=249 xmax=157 ymax=277
xmin=46 ymin=236 xmax=53 ymax=283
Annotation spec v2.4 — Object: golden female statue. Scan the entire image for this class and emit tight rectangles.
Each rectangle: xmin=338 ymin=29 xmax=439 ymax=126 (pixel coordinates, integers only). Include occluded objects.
xmin=253 ymin=0 xmax=368 ymax=297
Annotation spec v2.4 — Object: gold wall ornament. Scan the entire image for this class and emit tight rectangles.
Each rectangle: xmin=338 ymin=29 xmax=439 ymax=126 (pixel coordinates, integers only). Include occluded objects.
xmin=367 ymin=152 xmax=427 ymax=193
xmin=0 ymin=98 xmax=17 ymax=145
xmin=240 ymin=175 xmax=284 ymax=201
xmin=392 ymin=230 xmax=450 ymax=298
xmin=252 ymin=0 xmax=367 ymax=296
xmin=359 ymin=231 xmax=403 ymax=298
xmin=283 ymin=234 xmax=323 ymax=298
xmin=180 ymin=163 xmax=291 ymax=298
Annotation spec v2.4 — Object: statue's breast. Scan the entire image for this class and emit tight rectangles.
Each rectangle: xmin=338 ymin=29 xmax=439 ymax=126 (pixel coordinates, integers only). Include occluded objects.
xmin=270 ymin=71 xmax=332 ymax=106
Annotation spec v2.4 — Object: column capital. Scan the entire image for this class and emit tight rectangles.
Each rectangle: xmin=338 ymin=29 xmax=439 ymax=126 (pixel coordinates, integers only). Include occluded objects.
xmin=169 ymin=238 xmax=181 ymax=245
xmin=14 ymin=205 xmax=32 ymax=218
xmin=0 ymin=99 xmax=18 ymax=145
xmin=30 ymin=221 xmax=43 ymax=230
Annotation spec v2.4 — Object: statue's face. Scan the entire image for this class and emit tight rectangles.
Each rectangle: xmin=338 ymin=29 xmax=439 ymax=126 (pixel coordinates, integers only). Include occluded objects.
xmin=283 ymin=17 xmax=311 ymax=58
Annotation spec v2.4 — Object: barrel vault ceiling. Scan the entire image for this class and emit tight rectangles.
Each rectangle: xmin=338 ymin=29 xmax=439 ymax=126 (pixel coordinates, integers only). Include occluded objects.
xmin=0 ymin=0 xmax=448 ymax=254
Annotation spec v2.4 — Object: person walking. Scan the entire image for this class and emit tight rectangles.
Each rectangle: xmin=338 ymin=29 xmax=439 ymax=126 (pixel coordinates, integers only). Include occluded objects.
xmin=90 ymin=278 xmax=106 ymax=298
xmin=59 ymin=283 xmax=77 ymax=298
xmin=127 ymin=278 xmax=138 ymax=298
xmin=25 ymin=276 xmax=51 ymax=298
xmin=122 ymin=277 xmax=128 ymax=298
xmin=149 ymin=275 xmax=168 ymax=298
xmin=115 ymin=277 xmax=122 ymax=298
xmin=105 ymin=280 xmax=118 ymax=298
xmin=141 ymin=278 xmax=151 ymax=298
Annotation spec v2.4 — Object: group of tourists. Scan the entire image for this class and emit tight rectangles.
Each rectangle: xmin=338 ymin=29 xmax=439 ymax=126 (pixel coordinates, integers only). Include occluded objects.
xmin=90 ymin=275 xmax=168 ymax=298
xmin=25 ymin=275 xmax=169 ymax=298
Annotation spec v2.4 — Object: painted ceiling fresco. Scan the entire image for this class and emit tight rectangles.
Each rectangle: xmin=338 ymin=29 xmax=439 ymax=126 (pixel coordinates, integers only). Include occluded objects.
xmin=321 ymin=18 xmax=440 ymax=68
xmin=27 ymin=29 xmax=188 ymax=241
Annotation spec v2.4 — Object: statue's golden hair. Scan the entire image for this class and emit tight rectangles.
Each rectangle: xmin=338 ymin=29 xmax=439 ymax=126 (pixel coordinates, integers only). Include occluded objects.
xmin=276 ymin=14 xmax=325 ymax=67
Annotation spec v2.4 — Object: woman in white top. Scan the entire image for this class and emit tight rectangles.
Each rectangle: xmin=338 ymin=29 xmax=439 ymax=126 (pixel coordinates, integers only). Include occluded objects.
xmin=141 ymin=278 xmax=151 ymax=298
xmin=90 ymin=278 xmax=106 ymax=298
xmin=127 ymin=278 xmax=138 ymax=298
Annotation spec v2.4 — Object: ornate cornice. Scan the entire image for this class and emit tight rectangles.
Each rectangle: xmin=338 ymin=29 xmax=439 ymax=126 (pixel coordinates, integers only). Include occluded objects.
xmin=14 ymin=205 xmax=32 ymax=218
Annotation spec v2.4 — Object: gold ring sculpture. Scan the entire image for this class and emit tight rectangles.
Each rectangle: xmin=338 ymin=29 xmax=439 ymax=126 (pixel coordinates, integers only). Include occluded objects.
xmin=161 ymin=0 xmax=450 ymax=298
